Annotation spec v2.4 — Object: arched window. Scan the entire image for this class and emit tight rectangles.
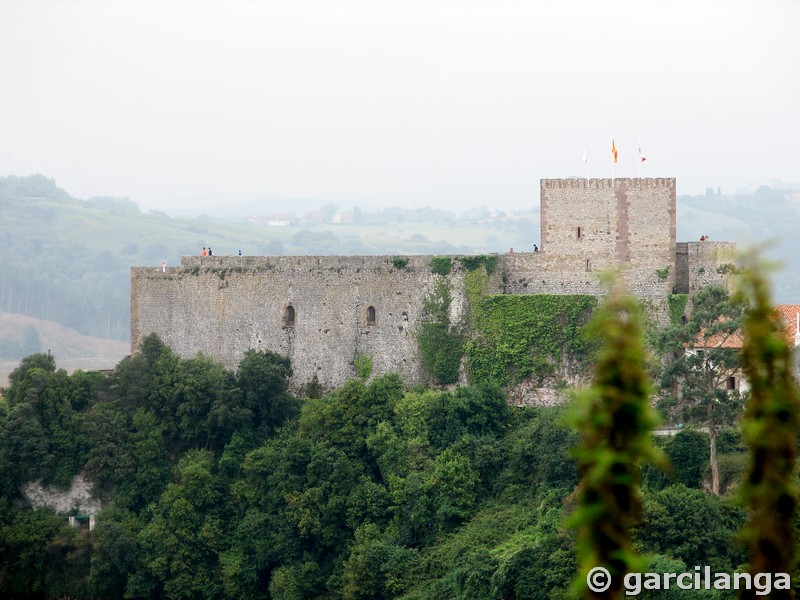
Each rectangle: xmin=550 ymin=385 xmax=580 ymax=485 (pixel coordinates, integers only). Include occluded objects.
xmin=285 ymin=305 xmax=296 ymax=327
xmin=367 ymin=306 xmax=376 ymax=326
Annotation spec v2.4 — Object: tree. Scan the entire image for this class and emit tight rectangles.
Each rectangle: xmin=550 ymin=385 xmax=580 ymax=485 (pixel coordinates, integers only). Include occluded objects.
xmin=0 ymin=504 xmax=68 ymax=596
xmin=417 ymin=280 xmax=464 ymax=386
xmin=1 ymin=360 xmax=87 ymax=488
xmin=235 ymin=349 xmax=296 ymax=436
xmin=137 ymin=450 xmax=224 ymax=599
xmin=87 ymin=507 xmax=142 ymax=598
xmin=656 ymin=284 xmax=747 ymax=495
xmin=637 ymin=485 xmax=743 ymax=570
xmin=6 ymin=352 xmax=55 ymax=390
xmin=340 ymin=524 xmax=416 ymax=600
xmin=115 ymin=333 xmax=176 ymax=411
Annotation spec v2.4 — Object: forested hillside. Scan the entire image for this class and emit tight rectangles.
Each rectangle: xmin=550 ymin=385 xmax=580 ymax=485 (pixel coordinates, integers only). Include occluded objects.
xmin=0 ymin=336 xmax=781 ymax=599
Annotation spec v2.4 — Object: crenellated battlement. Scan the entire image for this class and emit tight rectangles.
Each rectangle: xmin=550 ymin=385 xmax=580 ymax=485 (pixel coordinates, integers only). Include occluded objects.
xmin=540 ymin=177 xmax=676 ymax=191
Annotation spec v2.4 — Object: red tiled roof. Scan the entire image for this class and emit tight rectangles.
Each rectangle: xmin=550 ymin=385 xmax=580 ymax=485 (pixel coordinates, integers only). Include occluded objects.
xmin=694 ymin=324 xmax=744 ymax=350
xmin=775 ymin=305 xmax=800 ymax=346
xmin=691 ymin=305 xmax=800 ymax=350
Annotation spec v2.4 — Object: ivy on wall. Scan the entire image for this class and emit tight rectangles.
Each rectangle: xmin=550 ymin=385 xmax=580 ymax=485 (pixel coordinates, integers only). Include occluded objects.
xmin=417 ymin=260 xmax=598 ymax=388
xmin=417 ymin=280 xmax=465 ymax=385
xmin=457 ymin=254 xmax=497 ymax=275
xmin=463 ymin=267 xmax=597 ymax=386
xmin=353 ymin=353 xmax=373 ymax=380
xmin=667 ymin=294 xmax=688 ymax=325
xmin=392 ymin=256 xmax=410 ymax=269
xmin=430 ymin=256 xmax=452 ymax=277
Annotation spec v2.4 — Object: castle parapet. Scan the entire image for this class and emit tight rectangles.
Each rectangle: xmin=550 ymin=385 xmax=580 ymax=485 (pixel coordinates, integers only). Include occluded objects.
xmin=540 ymin=177 xmax=676 ymax=191
xmin=674 ymin=241 xmax=737 ymax=294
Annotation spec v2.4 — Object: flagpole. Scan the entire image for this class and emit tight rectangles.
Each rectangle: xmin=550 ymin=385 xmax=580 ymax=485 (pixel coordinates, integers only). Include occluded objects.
xmin=584 ymin=137 xmax=589 ymax=182
xmin=638 ymin=134 xmax=643 ymax=179
xmin=637 ymin=137 xmax=646 ymax=177
xmin=611 ymin=138 xmax=615 ymax=183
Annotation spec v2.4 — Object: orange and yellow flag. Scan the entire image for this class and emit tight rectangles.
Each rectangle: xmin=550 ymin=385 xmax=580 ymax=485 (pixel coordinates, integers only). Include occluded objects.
xmin=611 ymin=139 xmax=618 ymax=163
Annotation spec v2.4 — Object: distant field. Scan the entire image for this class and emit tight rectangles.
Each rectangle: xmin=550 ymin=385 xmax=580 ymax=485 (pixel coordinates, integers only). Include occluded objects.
xmin=0 ymin=312 xmax=129 ymax=387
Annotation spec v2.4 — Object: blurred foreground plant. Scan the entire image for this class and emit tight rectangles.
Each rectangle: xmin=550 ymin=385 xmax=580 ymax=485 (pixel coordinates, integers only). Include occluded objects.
xmin=738 ymin=253 xmax=799 ymax=599
xmin=568 ymin=284 xmax=666 ymax=598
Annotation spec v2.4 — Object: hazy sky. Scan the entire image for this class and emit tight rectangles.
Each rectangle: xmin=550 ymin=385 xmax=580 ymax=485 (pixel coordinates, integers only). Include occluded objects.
xmin=1 ymin=0 xmax=798 ymax=214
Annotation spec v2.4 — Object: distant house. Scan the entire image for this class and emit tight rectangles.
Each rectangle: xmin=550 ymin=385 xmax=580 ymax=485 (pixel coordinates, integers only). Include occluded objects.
xmin=266 ymin=212 xmax=295 ymax=227
xmin=304 ymin=211 xmax=325 ymax=224
xmin=687 ymin=319 xmax=746 ymax=393
xmin=687 ymin=304 xmax=800 ymax=395
xmin=331 ymin=211 xmax=354 ymax=224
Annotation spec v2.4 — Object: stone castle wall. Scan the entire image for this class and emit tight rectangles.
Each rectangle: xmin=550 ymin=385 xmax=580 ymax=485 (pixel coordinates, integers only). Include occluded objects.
xmin=678 ymin=241 xmax=737 ymax=295
xmin=132 ymin=255 xmax=471 ymax=391
xmin=130 ymin=178 xmax=732 ymax=393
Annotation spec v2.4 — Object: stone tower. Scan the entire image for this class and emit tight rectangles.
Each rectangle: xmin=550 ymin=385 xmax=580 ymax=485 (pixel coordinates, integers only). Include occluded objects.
xmin=539 ymin=178 xmax=676 ymax=296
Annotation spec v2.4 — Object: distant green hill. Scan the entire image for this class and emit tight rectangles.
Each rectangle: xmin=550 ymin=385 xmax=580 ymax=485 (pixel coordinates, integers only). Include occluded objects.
xmin=675 ymin=186 xmax=800 ymax=303
xmin=0 ymin=175 xmax=536 ymax=341
xmin=0 ymin=311 xmax=128 ymax=386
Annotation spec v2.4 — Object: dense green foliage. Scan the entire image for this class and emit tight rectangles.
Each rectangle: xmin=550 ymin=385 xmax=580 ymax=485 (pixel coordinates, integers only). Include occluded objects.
xmin=0 ymin=333 xmax=767 ymax=599
xmin=457 ymin=254 xmax=498 ymax=275
xmin=419 ymin=263 xmax=597 ymax=389
xmin=5 ymin=271 xmax=800 ymax=599
xmin=416 ymin=280 xmax=464 ymax=385
xmin=464 ymin=266 xmax=596 ymax=386
xmin=353 ymin=353 xmax=373 ymax=380
xmin=667 ymin=294 xmax=688 ymax=325
xmin=429 ymin=256 xmax=452 ymax=276
xmin=392 ymin=256 xmax=409 ymax=270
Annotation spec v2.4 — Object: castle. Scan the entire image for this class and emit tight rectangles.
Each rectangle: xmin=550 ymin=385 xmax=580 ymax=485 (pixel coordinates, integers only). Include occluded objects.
xmin=131 ymin=178 xmax=735 ymax=399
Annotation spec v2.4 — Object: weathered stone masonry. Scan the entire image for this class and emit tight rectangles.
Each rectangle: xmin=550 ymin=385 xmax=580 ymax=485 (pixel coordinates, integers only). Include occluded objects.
xmin=132 ymin=255 xmax=470 ymax=391
xmin=131 ymin=178 xmax=734 ymax=392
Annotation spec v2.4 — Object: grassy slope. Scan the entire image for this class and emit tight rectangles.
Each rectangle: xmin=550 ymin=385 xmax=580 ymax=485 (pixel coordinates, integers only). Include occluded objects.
xmin=0 ymin=312 xmax=129 ymax=387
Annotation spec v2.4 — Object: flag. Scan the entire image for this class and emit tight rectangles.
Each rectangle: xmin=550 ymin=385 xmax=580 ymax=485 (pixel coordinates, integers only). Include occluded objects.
xmin=638 ymin=144 xmax=646 ymax=163
xmin=611 ymin=139 xmax=618 ymax=163
xmin=582 ymin=147 xmax=588 ymax=163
